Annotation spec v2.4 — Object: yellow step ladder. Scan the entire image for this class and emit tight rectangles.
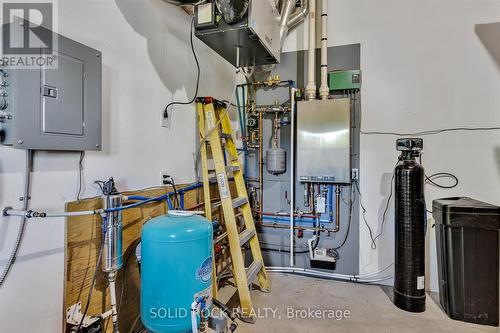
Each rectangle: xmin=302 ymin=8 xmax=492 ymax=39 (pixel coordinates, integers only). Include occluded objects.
xmin=196 ymin=97 xmax=270 ymax=320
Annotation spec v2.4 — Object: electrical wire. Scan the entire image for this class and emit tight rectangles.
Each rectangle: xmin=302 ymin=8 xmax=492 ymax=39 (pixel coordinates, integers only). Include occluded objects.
xmin=419 ymin=154 xmax=459 ymax=189
xmin=332 ymin=184 xmax=354 ymax=251
xmin=354 ymin=180 xmax=378 ymax=250
xmin=77 ymin=151 xmax=85 ymax=201
xmin=77 ymin=235 xmax=105 ymax=333
xmin=170 ymin=178 xmax=180 ymax=209
xmin=118 ymin=239 xmax=141 ymax=319
xmin=163 ymin=16 xmax=200 ymax=119
xmin=361 ymin=126 xmax=500 ymax=136
xmin=372 ymin=172 xmax=395 ymax=247
xmin=0 ymin=150 xmax=32 ymax=288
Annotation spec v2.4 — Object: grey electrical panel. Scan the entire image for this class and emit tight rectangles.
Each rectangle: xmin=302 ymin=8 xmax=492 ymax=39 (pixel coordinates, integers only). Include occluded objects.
xmin=297 ymin=99 xmax=351 ymax=183
xmin=0 ymin=26 xmax=102 ymax=151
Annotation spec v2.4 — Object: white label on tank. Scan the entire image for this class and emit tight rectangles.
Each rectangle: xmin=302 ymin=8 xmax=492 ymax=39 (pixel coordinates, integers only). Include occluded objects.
xmin=417 ymin=276 xmax=425 ymax=290
xmin=217 ymin=173 xmax=229 ymax=199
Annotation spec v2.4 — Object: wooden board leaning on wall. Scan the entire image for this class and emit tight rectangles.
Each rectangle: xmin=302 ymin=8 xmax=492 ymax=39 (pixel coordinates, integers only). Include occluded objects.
xmin=64 ymin=182 xmax=231 ymax=333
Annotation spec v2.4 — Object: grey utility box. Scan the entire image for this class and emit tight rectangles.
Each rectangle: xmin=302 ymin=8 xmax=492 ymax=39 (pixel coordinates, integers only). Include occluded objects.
xmin=297 ymin=99 xmax=352 ymax=184
xmin=0 ymin=25 xmax=102 ymax=151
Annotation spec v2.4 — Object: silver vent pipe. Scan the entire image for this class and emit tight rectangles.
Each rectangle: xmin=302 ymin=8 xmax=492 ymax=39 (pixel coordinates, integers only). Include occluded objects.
xmin=279 ymin=0 xmax=296 ymax=49
xmin=287 ymin=0 xmax=309 ymax=31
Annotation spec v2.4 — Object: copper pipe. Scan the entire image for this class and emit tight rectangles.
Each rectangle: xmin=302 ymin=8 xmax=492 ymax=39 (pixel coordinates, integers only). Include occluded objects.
xmin=257 ymin=223 xmax=317 ymax=231
xmin=258 ymin=98 xmax=263 ymax=224
xmin=256 ymin=222 xmax=340 ymax=233
xmin=333 ymin=186 xmax=341 ymax=232
xmin=253 ymin=210 xmax=318 ymax=219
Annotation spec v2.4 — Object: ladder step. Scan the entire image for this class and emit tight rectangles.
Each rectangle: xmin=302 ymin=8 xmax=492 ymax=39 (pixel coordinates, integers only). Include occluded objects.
xmin=208 ymin=165 xmax=240 ymax=174
xmin=215 ymin=231 xmax=228 ymax=244
xmin=232 ymin=197 xmax=248 ymax=209
xmin=239 ymin=228 xmax=255 ymax=246
xmin=211 ymin=197 xmax=247 ymax=211
xmin=221 ymin=133 xmax=232 ymax=139
xmin=227 ymin=165 xmax=240 ymax=173
xmin=246 ymin=260 xmax=263 ymax=285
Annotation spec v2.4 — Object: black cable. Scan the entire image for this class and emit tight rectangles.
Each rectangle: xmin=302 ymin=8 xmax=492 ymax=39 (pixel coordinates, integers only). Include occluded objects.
xmin=372 ymin=173 xmax=395 ymax=247
xmin=332 ymin=184 xmax=354 ymax=251
xmin=354 ymin=180 xmax=378 ymax=250
xmin=77 ymin=236 xmax=105 ymax=333
xmin=425 ymin=172 xmax=459 ymax=189
xmin=163 ymin=16 xmax=200 ymax=119
xmin=170 ymin=179 xmax=180 ymax=209
xmin=118 ymin=239 xmax=141 ymax=318
xmin=361 ymin=126 xmax=500 ymax=136
xmin=77 ymin=151 xmax=85 ymax=201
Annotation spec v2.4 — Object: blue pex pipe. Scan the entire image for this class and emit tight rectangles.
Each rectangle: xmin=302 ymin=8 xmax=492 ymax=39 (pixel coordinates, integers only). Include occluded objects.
xmin=262 ymin=215 xmax=334 ymax=226
xmin=111 ymin=183 xmax=205 ymax=213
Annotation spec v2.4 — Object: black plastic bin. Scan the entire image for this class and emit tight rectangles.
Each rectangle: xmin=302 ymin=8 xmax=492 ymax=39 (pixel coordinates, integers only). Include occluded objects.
xmin=433 ymin=197 xmax=500 ymax=326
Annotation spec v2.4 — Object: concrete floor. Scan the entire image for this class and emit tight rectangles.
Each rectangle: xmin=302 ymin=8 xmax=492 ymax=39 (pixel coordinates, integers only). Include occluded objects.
xmin=219 ymin=273 xmax=499 ymax=333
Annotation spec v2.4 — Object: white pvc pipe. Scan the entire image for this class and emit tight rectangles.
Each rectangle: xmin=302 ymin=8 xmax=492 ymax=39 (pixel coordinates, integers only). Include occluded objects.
xmin=3 ymin=209 xmax=101 ymax=218
xmin=290 ymin=87 xmax=296 ymax=267
xmin=305 ymin=0 xmax=316 ymax=100
xmin=267 ymin=267 xmax=394 ymax=283
xmin=108 ymin=273 xmax=119 ymax=332
xmin=191 ymin=301 xmax=199 ymax=333
xmin=319 ymin=0 xmax=329 ymax=100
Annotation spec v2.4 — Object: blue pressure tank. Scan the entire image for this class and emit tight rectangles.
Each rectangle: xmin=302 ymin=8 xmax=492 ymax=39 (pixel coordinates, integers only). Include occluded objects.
xmin=141 ymin=211 xmax=213 ymax=333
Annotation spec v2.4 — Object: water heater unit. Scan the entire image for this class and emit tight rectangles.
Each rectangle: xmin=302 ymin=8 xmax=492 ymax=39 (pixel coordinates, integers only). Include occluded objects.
xmin=297 ymin=99 xmax=351 ymax=184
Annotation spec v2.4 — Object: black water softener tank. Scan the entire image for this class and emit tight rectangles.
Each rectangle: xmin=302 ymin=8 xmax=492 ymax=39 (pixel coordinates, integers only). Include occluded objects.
xmin=393 ymin=138 xmax=426 ymax=312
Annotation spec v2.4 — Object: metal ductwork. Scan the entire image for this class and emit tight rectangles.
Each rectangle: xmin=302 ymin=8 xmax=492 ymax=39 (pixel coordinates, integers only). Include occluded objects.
xmin=192 ymin=0 xmax=309 ymax=70
xmin=279 ymin=0 xmax=296 ymax=49
xmin=287 ymin=0 xmax=309 ymax=31
xmin=215 ymin=0 xmax=250 ymax=24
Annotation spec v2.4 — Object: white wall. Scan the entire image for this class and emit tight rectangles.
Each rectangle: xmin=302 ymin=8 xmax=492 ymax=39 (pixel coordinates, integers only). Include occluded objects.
xmin=0 ymin=0 xmax=234 ymax=332
xmin=2 ymin=0 xmax=500 ymax=331
xmin=284 ymin=0 xmax=500 ymax=291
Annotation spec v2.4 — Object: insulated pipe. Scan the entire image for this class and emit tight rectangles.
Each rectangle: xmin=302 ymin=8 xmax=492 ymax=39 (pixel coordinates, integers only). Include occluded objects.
xmin=287 ymin=0 xmax=309 ymax=31
xmin=305 ymin=0 xmax=316 ymax=100
xmin=319 ymin=0 xmax=329 ymax=100
xmin=279 ymin=0 xmax=296 ymax=49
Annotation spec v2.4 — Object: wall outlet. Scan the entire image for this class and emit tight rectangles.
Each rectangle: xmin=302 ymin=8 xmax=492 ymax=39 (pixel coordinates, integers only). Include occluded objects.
xmin=160 ymin=171 xmax=169 ymax=185
xmin=351 ymin=168 xmax=359 ymax=180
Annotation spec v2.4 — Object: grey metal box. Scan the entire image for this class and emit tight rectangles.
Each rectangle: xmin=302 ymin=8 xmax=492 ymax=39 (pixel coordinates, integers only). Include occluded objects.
xmin=297 ymin=99 xmax=351 ymax=184
xmin=0 ymin=28 xmax=102 ymax=151
xmin=195 ymin=0 xmax=280 ymax=67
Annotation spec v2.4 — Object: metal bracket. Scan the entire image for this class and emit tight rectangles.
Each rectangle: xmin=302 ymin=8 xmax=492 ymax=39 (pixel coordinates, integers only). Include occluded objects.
xmin=2 ymin=206 xmax=12 ymax=216
xmin=66 ymin=303 xmax=100 ymax=328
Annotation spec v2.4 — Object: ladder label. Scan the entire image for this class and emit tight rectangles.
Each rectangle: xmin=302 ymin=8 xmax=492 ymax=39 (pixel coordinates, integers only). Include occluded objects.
xmin=206 ymin=110 xmax=216 ymax=130
xmin=217 ymin=173 xmax=230 ymax=199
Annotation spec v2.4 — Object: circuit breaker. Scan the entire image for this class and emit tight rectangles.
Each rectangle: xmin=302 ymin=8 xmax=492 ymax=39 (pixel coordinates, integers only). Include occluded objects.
xmin=0 ymin=27 xmax=102 ymax=151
